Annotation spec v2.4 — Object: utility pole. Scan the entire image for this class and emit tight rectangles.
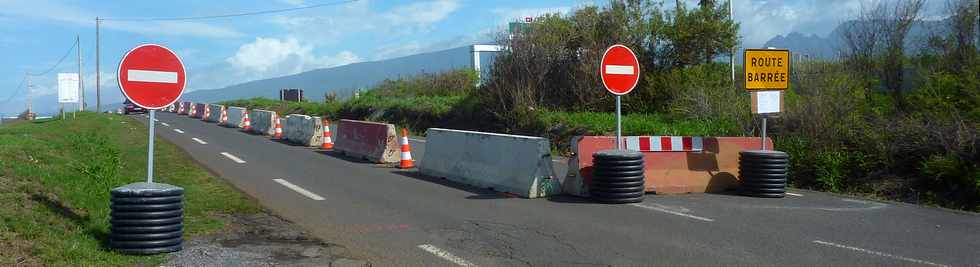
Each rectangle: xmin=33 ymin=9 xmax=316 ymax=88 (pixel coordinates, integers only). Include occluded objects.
xmin=730 ymin=0 xmax=736 ymax=84
xmin=77 ymin=34 xmax=84 ymax=112
xmin=27 ymin=73 xmax=33 ymax=120
xmin=96 ymin=17 xmax=101 ymax=113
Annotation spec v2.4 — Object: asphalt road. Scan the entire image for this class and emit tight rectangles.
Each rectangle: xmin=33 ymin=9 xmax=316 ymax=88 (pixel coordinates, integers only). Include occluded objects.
xmin=135 ymin=112 xmax=979 ymax=267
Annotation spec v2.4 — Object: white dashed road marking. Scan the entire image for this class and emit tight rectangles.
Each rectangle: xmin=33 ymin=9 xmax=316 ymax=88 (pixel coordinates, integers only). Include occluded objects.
xmin=174 ymin=129 xmax=184 ymax=134
xmin=786 ymin=192 xmax=803 ymax=197
xmin=192 ymin=138 xmax=207 ymax=145
xmin=812 ymin=240 xmax=948 ymax=267
xmin=160 ymin=122 xmax=170 ymax=127
xmin=629 ymin=203 xmax=714 ymax=222
xmin=273 ymin=179 xmax=325 ymax=201
xmin=409 ymin=138 xmax=427 ymax=143
xmin=220 ymin=152 xmax=246 ymax=164
xmin=417 ymin=244 xmax=478 ymax=267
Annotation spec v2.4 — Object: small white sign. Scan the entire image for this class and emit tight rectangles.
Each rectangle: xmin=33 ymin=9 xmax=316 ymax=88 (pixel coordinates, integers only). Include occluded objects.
xmin=755 ymin=90 xmax=781 ymax=114
xmin=58 ymin=73 xmax=79 ymax=103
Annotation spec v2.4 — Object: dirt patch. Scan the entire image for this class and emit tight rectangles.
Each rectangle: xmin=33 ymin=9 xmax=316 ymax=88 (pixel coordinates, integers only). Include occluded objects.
xmin=165 ymin=212 xmax=369 ymax=267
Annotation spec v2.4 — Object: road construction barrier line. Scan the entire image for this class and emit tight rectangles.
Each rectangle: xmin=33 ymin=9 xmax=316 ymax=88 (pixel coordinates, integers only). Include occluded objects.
xmin=247 ymin=109 xmax=276 ymax=136
xmin=223 ymin=107 xmax=246 ymax=128
xmin=334 ymin=120 xmax=399 ymax=163
xmin=283 ymin=114 xmax=323 ymax=147
xmin=205 ymin=104 xmax=224 ymax=123
xmin=419 ymin=128 xmax=560 ymax=198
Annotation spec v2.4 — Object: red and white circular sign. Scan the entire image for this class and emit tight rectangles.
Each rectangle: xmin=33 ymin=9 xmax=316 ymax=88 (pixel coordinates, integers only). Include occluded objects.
xmin=117 ymin=44 xmax=186 ymax=110
xmin=600 ymin=44 xmax=641 ymax=95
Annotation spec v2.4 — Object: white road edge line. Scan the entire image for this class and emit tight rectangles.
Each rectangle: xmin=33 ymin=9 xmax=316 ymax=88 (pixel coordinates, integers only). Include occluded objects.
xmin=408 ymin=138 xmax=427 ymax=143
xmin=812 ymin=240 xmax=948 ymax=267
xmin=220 ymin=152 xmax=246 ymax=164
xmin=174 ymin=129 xmax=184 ymax=134
xmin=417 ymin=244 xmax=478 ymax=267
xmin=273 ymin=179 xmax=325 ymax=201
xmin=786 ymin=192 xmax=803 ymax=197
xmin=191 ymin=138 xmax=207 ymax=145
xmin=629 ymin=203 xmax=714 ymax=222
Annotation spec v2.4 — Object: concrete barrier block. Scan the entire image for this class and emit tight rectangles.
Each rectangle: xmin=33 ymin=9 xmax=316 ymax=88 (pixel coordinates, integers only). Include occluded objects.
xmin=248 ymin=109 xmax=277 ymax=136
xmin=178 ymin=102 xmax=190 ymax=115
xmin=563 ymin=136 xmax=775 ymax=196
xmin=223 ymin=107 xmax=246 ymax=128
xmin=191 ymin=104 xmax=206 ymax=118
xmin=205 ymin=104 xmax=224 ymax=123
xmin=334 ymin=120 xmax=399 ymax=164
xmin=284 ymin=114 xmax=323 ymax=147
xmin=419 ymin=128 xmax=560 ymax=198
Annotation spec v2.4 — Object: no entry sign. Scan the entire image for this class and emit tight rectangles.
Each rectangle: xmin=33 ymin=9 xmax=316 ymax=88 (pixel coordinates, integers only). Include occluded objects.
xmin=117 ymin=44 xmax=186 ymax=110
xmin=600 ymin=44 xmax=641 ymax=95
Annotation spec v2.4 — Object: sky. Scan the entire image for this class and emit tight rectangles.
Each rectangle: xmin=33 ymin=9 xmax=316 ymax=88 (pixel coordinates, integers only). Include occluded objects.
xmin=0 ymin=0 xmax=951 ymax=114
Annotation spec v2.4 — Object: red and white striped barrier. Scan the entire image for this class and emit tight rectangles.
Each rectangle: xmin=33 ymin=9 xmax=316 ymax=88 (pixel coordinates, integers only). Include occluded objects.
xmin=622 ymin=136 xmax=703 ymax=152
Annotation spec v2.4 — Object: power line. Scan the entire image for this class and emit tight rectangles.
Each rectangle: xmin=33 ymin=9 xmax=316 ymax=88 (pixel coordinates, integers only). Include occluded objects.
xmin=101 ymin=0 xmax=358 ymax=21
xmin=27 ymin=38 xmax=77 ymax=77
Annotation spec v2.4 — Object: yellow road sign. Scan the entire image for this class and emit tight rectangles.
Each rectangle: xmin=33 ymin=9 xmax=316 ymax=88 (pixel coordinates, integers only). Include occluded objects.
xmin=744 ymin=49 xmax=791 ymax=90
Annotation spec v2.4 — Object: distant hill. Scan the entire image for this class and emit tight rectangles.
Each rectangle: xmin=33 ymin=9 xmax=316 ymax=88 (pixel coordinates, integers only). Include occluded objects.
xmin=180 ymin=45 xmax=481 ymax=103
xmin=762 ymin=19 xmax=951 ymax=59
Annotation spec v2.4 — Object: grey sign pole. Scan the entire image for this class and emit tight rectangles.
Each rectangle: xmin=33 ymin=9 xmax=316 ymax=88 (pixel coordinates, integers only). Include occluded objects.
xmin=615 ymin=95 xmax=622 ymax=150
xmin=147 ymin=109 xmax=155 ymax=183
xmin=760 ymin=115 xmax=767 ymax=151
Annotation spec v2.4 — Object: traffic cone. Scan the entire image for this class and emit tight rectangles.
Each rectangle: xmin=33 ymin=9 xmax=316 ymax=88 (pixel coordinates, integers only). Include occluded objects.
xmin=273 ymin=114 xmax=284 ymax=139
xmin=399 ymin=128 xmax=414 ymax=169
xmin=321 ymin=119 xmax=333 ymax=149
xmin=242 ymin=111 xmax=251 ymax=131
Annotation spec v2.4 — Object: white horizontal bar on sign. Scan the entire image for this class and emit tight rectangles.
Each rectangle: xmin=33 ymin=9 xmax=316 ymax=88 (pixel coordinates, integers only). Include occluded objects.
xmin=605 ymin=65 xmax=635 ymax=75
xmin=128 ymin=69 xmax=178 ymax=83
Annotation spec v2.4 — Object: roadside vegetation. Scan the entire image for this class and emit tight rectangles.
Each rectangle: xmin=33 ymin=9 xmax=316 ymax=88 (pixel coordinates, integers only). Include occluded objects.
xmin=221 ymin=0 xmax=978 ymax=211
xmin=0 ymin=113 xmax=260 ymax=266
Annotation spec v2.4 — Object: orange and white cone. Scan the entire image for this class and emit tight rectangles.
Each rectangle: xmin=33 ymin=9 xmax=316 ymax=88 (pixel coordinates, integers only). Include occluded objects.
xmin=321 ymin=119 xmax=333 ymax=149
xmin=273 ymin=114 xmax=284 ymax=139
xmin=399 ymin=128 xmax=414 ymax=169
xmin=242 ymin=112 xmax=251 ymax=131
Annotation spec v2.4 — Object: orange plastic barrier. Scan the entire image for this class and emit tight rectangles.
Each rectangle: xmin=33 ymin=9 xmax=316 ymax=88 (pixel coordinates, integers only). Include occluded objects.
xmin=563 ymin=136 xmax=774 ymax=196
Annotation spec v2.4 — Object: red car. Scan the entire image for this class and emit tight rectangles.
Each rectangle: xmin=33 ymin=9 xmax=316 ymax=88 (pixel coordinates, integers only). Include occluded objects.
xmin=124 ymin=100 xmax=145 ymax=114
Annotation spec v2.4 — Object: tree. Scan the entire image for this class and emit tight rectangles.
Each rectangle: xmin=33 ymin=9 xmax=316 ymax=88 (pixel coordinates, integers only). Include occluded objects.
xmin=880 ymin=0 xmax=925 ymax=111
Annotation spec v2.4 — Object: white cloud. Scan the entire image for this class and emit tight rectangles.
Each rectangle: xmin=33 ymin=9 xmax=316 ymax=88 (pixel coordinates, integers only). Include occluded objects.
xmin=384 ymin=0 xmax=460 ymax=31
xmin=226 ymin=37 xmax=361 ymax=80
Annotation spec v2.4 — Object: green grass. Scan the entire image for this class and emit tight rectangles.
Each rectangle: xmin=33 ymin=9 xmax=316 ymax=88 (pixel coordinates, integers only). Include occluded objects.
xmin=538 ymin=111 xmax=744 ymax=137
xmin=0 ymin=113 xmax=260 ymax=266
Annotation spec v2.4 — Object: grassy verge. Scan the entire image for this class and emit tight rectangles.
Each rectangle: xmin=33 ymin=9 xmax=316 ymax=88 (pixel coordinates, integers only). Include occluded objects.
xmin=0 ymin=113 xmax=260 ymax=266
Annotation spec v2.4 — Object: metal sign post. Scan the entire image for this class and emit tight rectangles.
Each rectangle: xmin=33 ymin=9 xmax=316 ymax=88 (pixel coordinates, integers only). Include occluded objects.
xmin=600 ymin=44 xmax=640 ymax=150
xmin=615 ymin=95 xmax=622 ymax=149
xmin=744 ymin=48 xmax=791 ymax=152
xmin=148 ymin=110 xmax=155 ymax=183
xmin=117 ymin=44 xmax=187 ymax=184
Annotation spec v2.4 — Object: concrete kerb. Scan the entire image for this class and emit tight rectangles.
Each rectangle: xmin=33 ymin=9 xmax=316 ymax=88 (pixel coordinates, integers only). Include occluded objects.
xmin=223 ymin=107 xmax=246 ymax=128
xmin=178 ymin=102 xmax=191 ymax=115
xmin=206 ymin=104 xmax=224 ymax=123
xmin=284 ymin=114 xmax=323 ymax=147
xmin=248 ymin=109 xmax=277 ymax=136
xmin=419 ymin=128 xmax=561 ymax=198
xmin=333 ymin=119 xmax=399 ymax=164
